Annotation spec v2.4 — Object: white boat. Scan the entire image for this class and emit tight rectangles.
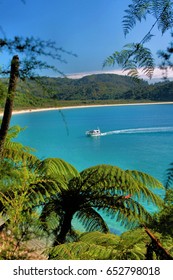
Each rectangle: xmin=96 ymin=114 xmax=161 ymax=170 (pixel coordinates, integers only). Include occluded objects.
xmin=86 ymin=128 xmax=101 ymax=137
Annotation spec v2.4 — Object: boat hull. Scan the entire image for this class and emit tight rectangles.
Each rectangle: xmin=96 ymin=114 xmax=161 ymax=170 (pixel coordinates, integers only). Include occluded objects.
xmin=85 ymin=129 xmax=101 ymax=137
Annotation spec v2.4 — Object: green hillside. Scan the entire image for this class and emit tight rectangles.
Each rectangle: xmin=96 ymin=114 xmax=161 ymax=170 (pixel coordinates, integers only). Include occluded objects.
xmin=0 ymin=74 xmax=173 ymax=110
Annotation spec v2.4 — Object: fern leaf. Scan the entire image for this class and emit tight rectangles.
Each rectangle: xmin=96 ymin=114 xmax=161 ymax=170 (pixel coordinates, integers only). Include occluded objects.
xmin=75 ymin=208 xmax=109 ymax=233
xmin=38 ymin=158 xmax=79 ymax=181
xmin=122 ymin=1 xmax=151 ymax=36
xmin=165 ymin=162 xmax=173 ymax=189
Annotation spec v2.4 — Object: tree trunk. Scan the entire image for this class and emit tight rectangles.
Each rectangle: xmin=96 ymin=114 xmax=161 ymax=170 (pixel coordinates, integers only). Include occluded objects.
xmin=144 ymin=226 xmax=173 ymax=260
xmin=53 ymin=211 xmax=73 ymax=246
xmin=0 ymin=55 xmax=19 ymax=159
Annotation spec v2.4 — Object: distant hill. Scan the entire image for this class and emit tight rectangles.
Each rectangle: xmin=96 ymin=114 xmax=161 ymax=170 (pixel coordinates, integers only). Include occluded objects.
xmin=0 ymin=74 xmax=173 ymax=109
xmin=36 ymin=74 xmax=149 ymax=100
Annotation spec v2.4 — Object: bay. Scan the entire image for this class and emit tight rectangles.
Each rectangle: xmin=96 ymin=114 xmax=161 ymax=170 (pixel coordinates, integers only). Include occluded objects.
xmin=10 ymin=104 xmax=173 ymax=234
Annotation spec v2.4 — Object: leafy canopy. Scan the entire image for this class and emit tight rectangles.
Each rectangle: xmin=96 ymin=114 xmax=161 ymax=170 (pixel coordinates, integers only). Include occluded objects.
xmin=39 ymin=160 xmax=164 ymax=245
xmin=104 ymin=0 xmax=173 ymax=78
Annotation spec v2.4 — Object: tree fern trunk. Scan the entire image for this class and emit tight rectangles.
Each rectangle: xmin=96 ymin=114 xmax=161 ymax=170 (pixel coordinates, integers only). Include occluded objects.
xmin=53 ymin=211 xmax=73 ymax=246
xmin=144 ymin=226 xmax=173 ymax=260
xmin=0 ymin=55 xmax=19 ymax=159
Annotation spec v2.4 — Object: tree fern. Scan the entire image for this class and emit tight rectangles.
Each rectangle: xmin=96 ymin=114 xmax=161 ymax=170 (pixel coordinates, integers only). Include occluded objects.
xmin=123 ymin=0 xmax=173 ymax=36
xmin=103 ymin=43 xmax=155 ymax=78
xmin=0 ymin=124 xmax=38 ymax=165
xmin=47 ymin=229 xmax=151 ymax=260
xmin=40 ymin=162 xmax=164 ymax=245
xmin=75 ymin=208 xmax=109 ymax=233
xmin=105 ymin=0 xmax=173 ymax=79
xmin=123 ymin=0 xmax=151 ymax=36
xmin=37 ymin=157 xmax=80 ymax=182
xmin=165 ymin=162 xmax=173 ymax=189
xmin=48 ymin=241 xmax=117 ymax=260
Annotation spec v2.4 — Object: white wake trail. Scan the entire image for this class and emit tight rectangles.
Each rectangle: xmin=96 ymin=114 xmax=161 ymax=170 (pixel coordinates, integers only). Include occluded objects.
xmin=100 ymin=127 xmax=173 ymax=136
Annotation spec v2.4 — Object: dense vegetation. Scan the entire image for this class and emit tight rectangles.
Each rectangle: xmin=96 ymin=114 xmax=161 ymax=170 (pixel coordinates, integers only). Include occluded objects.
xmin=0 ymin=125 xmax=173 ymax=260
xmin=0 ymin=74 xmax=173 ymax=111
xmin=1 ymin=1 xmax=173 ymax=261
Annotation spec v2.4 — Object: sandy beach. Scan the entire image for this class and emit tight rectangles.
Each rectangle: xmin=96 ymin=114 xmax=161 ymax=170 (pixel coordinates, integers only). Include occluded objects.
xmin=1 ymin=102 xmax=173 ymax=117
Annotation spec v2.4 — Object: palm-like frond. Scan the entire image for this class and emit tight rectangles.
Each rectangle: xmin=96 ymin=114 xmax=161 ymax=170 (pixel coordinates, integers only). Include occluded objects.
xmin=47 ymin=229 xmax=151 ymax=260
xmin=48 ymin=241 xmax=117 ymax=260
xmin=103 ymin=43 xmax=155 ymax=79
xmin=0 ymin=125 xmax=38 ymax=165
xmin=105 ymin=0 xmax=173 ymax=79
xmin=150 ymin=0 xmax=173 ymax=34
xmin=80 ymin=231 xmax=120 ymax=247
xmin=123 ymin=0 xmax=151 ymax=36
xmin=4 ymin=141 xmax=37 ymax=164
xmin=37 ymin=158 xmax=79 ymax=181
xmin=80 ymin=164 xmax=163 ymax=199
xmin=39 ymin=199 xmax=62 ymax=230
xmin=6 ymin=125 xmax=26 ymax=141
xmin=113 ymin=199 xmax=153 ymax=228
xmin=79 ymin=164 xmax=164 ymax=227
xmin=28 ymin=176 xmax=61 ymax=207
xmin=125 ymin=170 xmax=164 ymax=204
xmin=29 ymin=162 xmax=164 ymax=245
xmin=122 ymin=0 xmax=173 ymax=36
xmin=75 ymin=208 xmax=109 ymax=233
xmin=165 ymin=162 xmax=173 ymax=189
xmin=31 ymin=158 xmax=80 ymax=199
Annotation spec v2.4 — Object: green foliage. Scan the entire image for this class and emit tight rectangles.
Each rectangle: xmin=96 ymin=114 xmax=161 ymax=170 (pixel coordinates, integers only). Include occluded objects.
xmin=122 ymin=0 xmax=173 ymax=36
xmin=0 ymin=81 xmax=7 ymax=103
xmin=47 ymin=229 xmax=149 ymax=260
xmin=165 ymin=162 xmax=173 ymax=189
xmin=15 ymin=74 xmax=147 ymax=101
xmin=40 ymin=162 xmax=164 ymax=245
xmin=0 ymin=36 xmax=76 ymax=79
xmin=47 ymin=227 xmax=173 ymax=260
xmin=0 ymin=124 xmax=170 ymax=260
xmin=105 ymin=0 xmax=173 ymax=79
xmin=1 ymin=125 xmax=37 ymax=164
xmin=103 ymin=43 xmax=155 ymax=78
xmin=146 ymin=164 xmax=173 ymax=240
xmin=147 ymin=188 xmax=173 ymax=237
xmin=1 ymin=74 xmax=172 ymax=110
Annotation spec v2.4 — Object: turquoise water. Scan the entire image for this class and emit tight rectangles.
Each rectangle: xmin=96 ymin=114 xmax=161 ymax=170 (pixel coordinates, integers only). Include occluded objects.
xmin=10 ymin=104 xmax=173 ymax=234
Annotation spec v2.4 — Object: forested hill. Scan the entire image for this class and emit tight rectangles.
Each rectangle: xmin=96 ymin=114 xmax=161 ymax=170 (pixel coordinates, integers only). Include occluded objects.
xmin=17 ymin=74 xmax=150 ymax=100
xmin=0 ymin=74 xmax=173 ymax=109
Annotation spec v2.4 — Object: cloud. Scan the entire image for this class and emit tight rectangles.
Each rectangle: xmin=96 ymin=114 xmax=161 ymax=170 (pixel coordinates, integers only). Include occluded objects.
xmin=66 ymin=69 xmax=125 ymax=79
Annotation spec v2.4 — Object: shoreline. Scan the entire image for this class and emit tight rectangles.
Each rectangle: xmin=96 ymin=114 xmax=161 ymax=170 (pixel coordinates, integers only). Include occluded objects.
xmin=1 ymin=101 xmax=173 ymax=117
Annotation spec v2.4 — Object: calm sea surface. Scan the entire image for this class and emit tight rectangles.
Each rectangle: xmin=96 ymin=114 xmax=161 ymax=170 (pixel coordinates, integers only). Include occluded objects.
xmin=11 ymin=104 xmax=173 ymax=233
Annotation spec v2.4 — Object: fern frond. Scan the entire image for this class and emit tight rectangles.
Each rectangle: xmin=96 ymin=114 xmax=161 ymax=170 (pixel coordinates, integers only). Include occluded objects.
xmin=29 ymin=177 xmax=63 ymax=206
xmin=75 ymin=208 xmax=109 ymax=233
xmin=142 ymin=33 xmax=154 ymax=44
xmin=165 ymin=162 xmax=173 ymax=189
xmin=79 ymin=164 xmax=164 ymax=229
xmin=103 ymin=43 xmax=155 ymax=79
xmin=37 ymin=158 xmax=79 ymax=181
xmin=47 ymin=229 xmax=151 ymax=260
xmin=48 ymin=241 xmax=116 ymax=260
xmin=122 ymin=1 xmax=151 ymax=36
xmin=4 ymin=141 xmax=37 ymax=164
xmin=80 ymin=164 xmax=163 ymax=200
xmin=80 ymin=231 xmax=120 ymax=247
xmin=6 ymin=125 xmax=26 ymax=141
xmin=122 ymin=0 xmax=173 ymax=36
xmin=125 ymin=170 xmax=164 ymax=204
xmin=150 ymin=0 xmax=173 ymax=34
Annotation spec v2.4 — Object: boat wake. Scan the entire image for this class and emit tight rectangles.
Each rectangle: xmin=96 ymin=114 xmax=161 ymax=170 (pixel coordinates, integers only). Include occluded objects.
xmin=100 ymin=127 xmax=173 ymax=136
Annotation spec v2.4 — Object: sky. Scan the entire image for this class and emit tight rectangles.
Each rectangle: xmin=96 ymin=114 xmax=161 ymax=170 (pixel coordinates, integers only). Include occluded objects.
xmin=0 ymin=0 xmax=173 ymax=82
